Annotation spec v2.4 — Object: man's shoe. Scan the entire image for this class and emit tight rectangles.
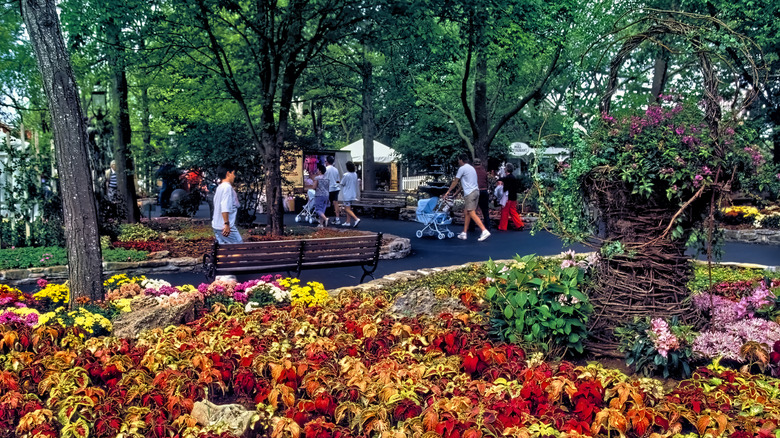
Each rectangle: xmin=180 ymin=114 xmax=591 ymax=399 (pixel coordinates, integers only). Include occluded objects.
xmin=333 ymin=218 xmax=341 ymax=225
xmin=457 ymin=232 xmax=468 ymax=240
xmin=478 ymin=230 xmax=491 ymax=241
xmin=324 ymin=218 xmax=329 ymax=227
xmin=353 ymin=219 xmax=361 ymax=228
xmin=341 ymin=222 xmax=351 ymax=227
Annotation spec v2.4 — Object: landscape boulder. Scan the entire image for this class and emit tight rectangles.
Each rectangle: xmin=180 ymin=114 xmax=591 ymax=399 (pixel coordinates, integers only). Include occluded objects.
xmin=111 ymin=296 xmax=197 ymax=339
xmin=191 ymin=400 xmax=256 ymax=437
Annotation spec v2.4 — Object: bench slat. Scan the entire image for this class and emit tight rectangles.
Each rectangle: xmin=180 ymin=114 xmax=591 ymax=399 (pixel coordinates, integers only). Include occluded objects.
xmin=216 ymin=264 xmax=299 ymax=273
xmin=204 ymin=232 xmax=382 ymax=283
xmin=217 ymin=254 xmax=301 ymax=264
xmin=217 ymin=241 xmax=302 ymax=252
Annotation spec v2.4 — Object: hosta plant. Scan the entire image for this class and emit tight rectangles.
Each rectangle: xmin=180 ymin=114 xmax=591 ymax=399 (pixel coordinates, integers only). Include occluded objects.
xmin=484 ymin=254 xmax=593 ymax=357
xmin=615 ymin=316 xmax=697 ymax=378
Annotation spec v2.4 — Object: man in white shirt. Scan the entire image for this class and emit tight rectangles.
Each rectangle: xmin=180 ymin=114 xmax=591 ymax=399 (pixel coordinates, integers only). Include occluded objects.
xmin=211 ymin=164 xmax=243 ymax=244
xmin=444 ymin=153 xmax=491 ymax=241
xmin=324 ymin=155 xmax=341 ymax=224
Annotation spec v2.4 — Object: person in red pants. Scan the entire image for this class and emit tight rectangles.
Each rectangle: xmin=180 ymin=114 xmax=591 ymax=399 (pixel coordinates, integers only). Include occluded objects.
xmin=496 ymin=163 xmax=525 ymax=231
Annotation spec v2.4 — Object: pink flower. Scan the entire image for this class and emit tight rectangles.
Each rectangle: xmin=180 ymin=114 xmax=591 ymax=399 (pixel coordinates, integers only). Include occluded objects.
xmin=693 ymin=174 xmax=704 ymax=188
xmin=37 ymin=278 xmax=48 ymax=289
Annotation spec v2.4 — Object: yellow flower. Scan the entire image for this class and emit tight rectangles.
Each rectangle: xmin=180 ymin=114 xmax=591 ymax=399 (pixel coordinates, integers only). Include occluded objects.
xmin=33 ymin=283 xmax=70 ymax=304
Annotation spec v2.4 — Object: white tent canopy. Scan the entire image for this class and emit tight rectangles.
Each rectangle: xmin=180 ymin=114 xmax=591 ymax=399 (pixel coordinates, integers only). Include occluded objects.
xmin=508 ymin=142 xmax=569 ymax=162
xmin=342 ymin=139 xmax=399 ymax=164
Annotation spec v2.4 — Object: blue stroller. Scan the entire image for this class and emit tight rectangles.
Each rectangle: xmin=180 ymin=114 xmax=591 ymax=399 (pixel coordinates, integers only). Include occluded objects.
xmin=415 ymin=196 xmax=455 ymax=239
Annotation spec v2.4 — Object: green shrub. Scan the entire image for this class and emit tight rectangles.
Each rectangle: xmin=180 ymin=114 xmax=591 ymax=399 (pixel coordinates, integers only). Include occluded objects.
xmin=103 ymin=248 xmax=149 ymax=262
xmin=0 ymin=246 xmax=148 ymax=269
xmin=760 ymin=213 xmax=780 ymax=230
xmin=689 ymin=264 xmax=769 ymax=292
xmin=0 ymin=246 xmax=68 ymax=269
xmin=117 ymin=223 xmax=159 ymax=242
xmin=484 ymin=254 xmax=593 ymax=358
xmin=0 ymin=220 xmax=26 ymax=248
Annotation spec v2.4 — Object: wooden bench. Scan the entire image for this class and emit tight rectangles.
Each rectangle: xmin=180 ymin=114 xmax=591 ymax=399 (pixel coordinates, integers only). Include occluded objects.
xmin=202 ymin=233 xmax=383 ymax=283
xmin=351 ymin=191 xmax=407 ymax=217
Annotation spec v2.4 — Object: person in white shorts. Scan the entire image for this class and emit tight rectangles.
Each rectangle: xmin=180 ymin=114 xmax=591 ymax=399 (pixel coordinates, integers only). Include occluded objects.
xmin=443 ymin=153 xmax=491 ymax=241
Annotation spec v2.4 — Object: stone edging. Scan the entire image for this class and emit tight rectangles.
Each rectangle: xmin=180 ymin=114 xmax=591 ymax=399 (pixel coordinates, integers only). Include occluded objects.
xmin=0 ymin=233 xmax=411 ymax=286
xmin=722 ymin=228 xmax=780 ymax=244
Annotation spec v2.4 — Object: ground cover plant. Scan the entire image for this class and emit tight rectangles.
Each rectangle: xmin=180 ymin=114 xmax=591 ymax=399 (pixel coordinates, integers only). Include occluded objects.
xmin=2 ymin=222 xmax=370 ymax=270
xmin=2 ymin=262 xmax=780 ymax=437
xmin=0 ymin=246 xmax=149 ymax=270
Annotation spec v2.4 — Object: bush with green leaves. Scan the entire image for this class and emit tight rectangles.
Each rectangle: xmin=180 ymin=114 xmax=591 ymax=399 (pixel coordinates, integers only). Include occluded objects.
xmin=0 ymin=246 xmax=68 ymax=269
xmin=117 ymin=223 xmax=159 ymax=242
xmin=102 ymin=248 xmax=149 ymax=262
xmin=0 ymin=246 xmax=147 ymax=269
xmin=484 ymin=254 xmax=593 ymax=358
xmin=615 ymin=316 xmax=697 ymax=378
xmin=759 ymin=213 xmax=780 ymax=230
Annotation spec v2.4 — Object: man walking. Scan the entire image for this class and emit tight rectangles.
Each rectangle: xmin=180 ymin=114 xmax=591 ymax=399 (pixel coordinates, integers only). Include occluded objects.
xmin=212 ymin=164 xmax=243 ymax=244
xmin=444 ymin=153 xmax=491 ymax=241
xmin=324 ymin=155 xmax=341 ymax=225
xmin=473 ymin=158 xmax=491 ymax=231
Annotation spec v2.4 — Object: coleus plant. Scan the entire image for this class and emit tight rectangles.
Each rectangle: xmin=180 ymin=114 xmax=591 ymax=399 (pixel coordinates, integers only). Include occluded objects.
xmin=2 ymin=272 xmax=780 ymax=437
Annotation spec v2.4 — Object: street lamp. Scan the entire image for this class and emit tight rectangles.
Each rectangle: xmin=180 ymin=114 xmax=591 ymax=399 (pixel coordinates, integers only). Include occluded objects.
xmin=91 ymin=90 xmax=107 ymax=117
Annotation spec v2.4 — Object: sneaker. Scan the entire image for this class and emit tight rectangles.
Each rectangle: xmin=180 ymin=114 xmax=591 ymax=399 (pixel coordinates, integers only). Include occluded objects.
xmin=457 ymin=232 xmax=468 ymax=240
xmin=352 ymin=219 xmax=361 ymax=228
xmin=478 ymin=230 xmax=491 ymax=242
xmin=341 ymin=222 xmax=351 ymax=227
xmin=333 ymin=218 xmax=341 ymax=225
xmin=324 ymin=218 xmax=329 ymax=227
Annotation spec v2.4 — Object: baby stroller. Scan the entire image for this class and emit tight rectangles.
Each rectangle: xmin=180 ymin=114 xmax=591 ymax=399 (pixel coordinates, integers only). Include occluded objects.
xmin=415 ymin=196 xmax=455 ymax=239
xmin=295 ymin=189 xmax=317 ymax=224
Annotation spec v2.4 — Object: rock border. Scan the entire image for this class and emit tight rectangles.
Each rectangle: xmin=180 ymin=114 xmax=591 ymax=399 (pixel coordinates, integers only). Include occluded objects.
xmin=0 ymin=232 xmax=411 ymax=286
xmin=722 ymin=228 xmax=780 ymax=244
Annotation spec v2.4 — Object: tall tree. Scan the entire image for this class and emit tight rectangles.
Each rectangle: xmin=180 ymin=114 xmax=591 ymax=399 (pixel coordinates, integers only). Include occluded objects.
xmin=105 ymin=15 xmax=140 ymax=222
xmin=155 ymin=0 xmax=364 ymax=235
xmin=403 ymin=0 xmax=572 ymax=164
xmin=21 ymin=0 xmax=103 ymax=303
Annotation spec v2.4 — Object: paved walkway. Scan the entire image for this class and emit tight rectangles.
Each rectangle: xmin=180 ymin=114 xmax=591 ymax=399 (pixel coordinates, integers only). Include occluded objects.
xmin=148 ymin=202 xmax=780 ymax=289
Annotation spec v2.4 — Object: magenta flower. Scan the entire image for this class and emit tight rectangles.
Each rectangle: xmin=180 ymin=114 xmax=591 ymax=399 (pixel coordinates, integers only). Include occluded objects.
xmin=37 ymin=279 xmax=48 ymax=289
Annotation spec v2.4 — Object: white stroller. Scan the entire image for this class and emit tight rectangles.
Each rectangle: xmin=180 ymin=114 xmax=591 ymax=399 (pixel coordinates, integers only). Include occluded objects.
xmin=295 ymin=189 xmax=317 ymax=224
xmin=415 ymin=196 xmax=455 ymax=239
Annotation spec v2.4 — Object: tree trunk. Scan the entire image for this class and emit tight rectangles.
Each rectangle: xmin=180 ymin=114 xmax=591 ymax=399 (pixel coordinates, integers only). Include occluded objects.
xmin=650 ymin=48 xmax=669 ymax=102
xmin=473 ymin=42 xmax=489 ymax=163
xmin=262 ymin=138 xmax=283 ymax=235
xmin=21 ymin=0 xmax=103 ymax=304
xmin=361 ymin=46 xmax=376 ymax=191
xmin=310 ymin=100 xmax=324 ymax=150
xmin=106 ymin=20 xmax=139 ymax=223
xmin=140 ymin=71 xmax=153 ymax=196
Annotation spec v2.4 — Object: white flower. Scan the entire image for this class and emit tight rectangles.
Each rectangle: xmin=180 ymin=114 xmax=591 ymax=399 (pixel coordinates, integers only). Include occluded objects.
xmin=245 ymin=302 xmax=261 ymax=313
xmin=141 ymin=278 xmax=171 ymax=290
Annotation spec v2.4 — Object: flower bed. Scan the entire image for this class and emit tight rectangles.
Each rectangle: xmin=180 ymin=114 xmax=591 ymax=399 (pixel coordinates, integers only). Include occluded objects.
xmin=1 ymin=261 xmax=780 ymax=437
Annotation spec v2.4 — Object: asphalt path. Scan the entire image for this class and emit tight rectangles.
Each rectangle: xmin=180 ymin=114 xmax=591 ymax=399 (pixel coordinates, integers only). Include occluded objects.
xmin=148 ymin=209 xmax=780 ymax=290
